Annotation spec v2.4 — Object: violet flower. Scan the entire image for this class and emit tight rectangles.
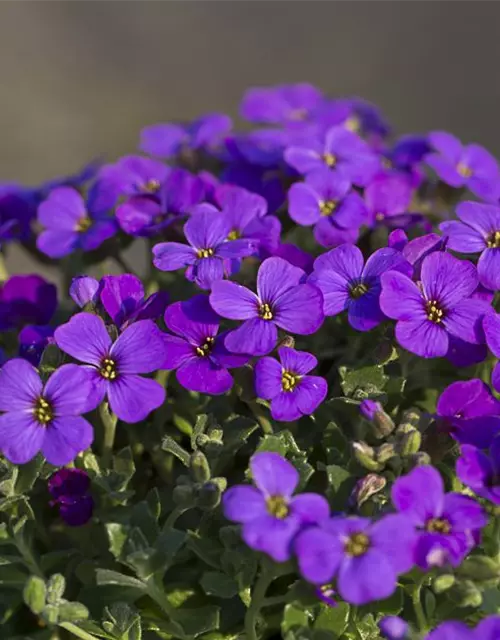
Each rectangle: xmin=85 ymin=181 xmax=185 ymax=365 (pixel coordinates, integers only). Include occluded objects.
xmin=240 ymin=83 xmax=325 ymax=124
xmin=425 ymin=617 xmax=500 ymax=640
xmin=295 ymin=514 xmax=415 ymax=605
xmin=70 ymin=276 xmax=101 ymax=308
xmin=209 ymin=257 xmax=324 ymax=356
xmin=18 ymin=325 xmax=55 ymax=366
xmin=483 ymin=312 xmax=500 ymax=394
xmin=425 ymin=131 xmax=500 ymax=201
xmin=223 ymin=452 xmax=329 ymax=562
xmin=48 ymin=468 xmax=93 ymax=526
xmin=0 ymin=359 xmax=94 ymax=465
xmin=37 ymin=187 xmax=117 ymax=258
xmin=380 ymin=252 xmax=487 ymax=358
xmin=391 ymin=465 xmax=487 ymax=569
xmin=364 ymin=174 xmax=413 ymax=227
xmin=457 ymin=436 xmax=500 ymax=505
xmin=152 ymin=206 xmax=256 ymax=290
xmin=378 ymin=616 xmax=409 ymax=640
xmin=254 ymin=347 xmax=327 ymax=421
xmin=54 ymin=313 xmax=166 ymax=423
xmin=0 ymin=274 xmax=57 ymax=329
xmin=311 ymin=244 xmax=412 ymax=331
xmin=162 ymin=295 xmax=248 ymax=395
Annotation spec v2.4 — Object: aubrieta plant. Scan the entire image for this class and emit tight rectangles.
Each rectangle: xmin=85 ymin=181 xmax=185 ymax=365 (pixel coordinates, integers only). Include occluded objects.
xmin=1 ymin=84 xmax=500 ymax=640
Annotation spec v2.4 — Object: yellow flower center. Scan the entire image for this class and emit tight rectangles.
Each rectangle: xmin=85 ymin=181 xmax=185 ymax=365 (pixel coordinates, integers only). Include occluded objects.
xmin=345 ymin=116 xmax=361 ymax=133
xmin=375 ymin=212 xmax=385 ymax=222
xmin=426 ymin=518 xmax=451 ymax=534
xmin=281 ymin=370 xmax=300 ymax=392
xmin=141 ymin=179 xmax=161 ymax=193
xmin=258 ymin=302 xmax=273 ymax=321
xmin=323 ymin=153 xmax=337 ymax=168
xmin=196 ymin=336 xmax=215 ymax=357
xmin=76 ymin=216 xmax=92 ymax=232
xmin=345 ymin=532 xmax=370 ymax=557
xmin=100 ymin=357 xmax=118 ymax=380
xmin=266 ymin=495 xmax=289 ymax=519
xmin=350 ymin=282 xmax=369 ymax=299
xmin=289 ymin=108 xmax=308 ymax=121
xmin=196 ymin=248 xmax=215 ymax=259
xmin=487 ymin=231 xmax=500 ymax=248
xmin=227 ymin=229 xmax=241 ymax=240
xmin=426 ymin=299 xmax=444 ymax=324
xmin=457 ymin=162 xmax=472 ymax=178
xmin=319 ymin=200 xmax=337 ymax=217
xmin=33 ymin=397 xmax=53 ymax=425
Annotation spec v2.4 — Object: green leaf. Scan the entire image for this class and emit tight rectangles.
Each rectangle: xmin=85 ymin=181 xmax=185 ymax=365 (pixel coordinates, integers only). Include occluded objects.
xmin=162 ymin=436 xmax=190 ymax=466
xmin=14 ymin=455 xmax=44 ymax=494
xmin=322 ymin=464 xmax=351 ymax=492
xmin=187 ymin=532 xmax=223 ymax=570
xmin=46 ymin=573 xmax=66 ymax=604
xmin=23 ymin=576 xmax=46 ymax=615
xmin=313 ymin=603 xmax=349 ymax=637
xmin=282 ymin=604 xmax=310 ymax=633
xmin=171 ymin=605 xmax=220 ymax=637
xmin=95 ymin=569 xmax=146 ymax=592
xmin=200 ymin=572 xmax=239 ymax=599
xmin=102 ymin=602 xmax=142 ymax=639
xmin=155 ymin=528 xmax=186 ymax=566
xmin=57 ymin=601 xmax=89 ymax=622
xmin=339 ymin=365 xmax=388 ymax=397
xmin=106 ymin=523 xmax=129 ymax=560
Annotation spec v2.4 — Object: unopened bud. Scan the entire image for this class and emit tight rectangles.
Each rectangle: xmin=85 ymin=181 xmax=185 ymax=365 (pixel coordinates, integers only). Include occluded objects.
xmin=189 ymin=451 xmax=211 ymax=484
xmin=397 ymin=428 xmax=422 ymax=456
xmin=197 ymin=481 xmax=222 ymax=510
xmin=350 ymin=473 xmax=386 ymax=508
xmin=450 ymin=580 xmax=482 ymax=608
xmin=69 ymin=275 xmax=100 ymax=309
xmin=457 ymin=556 xmax=500 ymax=582
xmin=433 ymin=574 xmax=455 ymax=593
xmin=359 ymin=400 xmax=395 ymax=438
xmin=407 ymin=452 xmax=431 ymax=469
xmin=278 ymin=335 xmax=295 ymax=350
xmin=399 ymin=409 xmax=421 ymax=427
xmin=352 ymin=442 xmax=384 ymax=471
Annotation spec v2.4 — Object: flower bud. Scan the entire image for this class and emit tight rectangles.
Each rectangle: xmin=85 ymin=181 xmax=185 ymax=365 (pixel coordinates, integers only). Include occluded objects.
xmin=278 ymin=335 xmax=295 ymax=350
xmin=457 ymin=556 xmax=500 ymax=582
xmin=352 ymin=442 xmax=384 ymax=471
xmin=350 ymin=473 xmax=386 ymax=508
xmin=397 ymin=428 xmax=422 ymax=456
xmin=69 ymin=276 xmax=100 ymax=309
xmin=189 ymin=451 xmax=211 ymax=484
xmin=359 ymin=400 xmax=395 ymax=438
xmin=375 ymin=443 xmax=397 ymax=464
xmin=399 ymin=408 xmax=421 ymax=427
xmin=450 ymin=580 xmax=482 ymax=608
xmin=172 ymin=484 xmax=196 ymax=507
xmin=197 ymin=481 xmax=222 ymax=510
xmin=433 ymin=574 xmax=455 ymax=593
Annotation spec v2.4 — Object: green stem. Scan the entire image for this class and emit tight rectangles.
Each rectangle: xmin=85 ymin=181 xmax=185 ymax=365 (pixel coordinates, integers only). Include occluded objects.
xmin=99 ymin=403 xmax=118 ymax=467
xmin=58 ymin=622 xmax=100 ymax=640
xmin=246 ymin=400 xmax=273 ymax=435
xmin=244 ymin=561 xmax=275 ymax=640
xmin=162 ymin=505 xmax=189 ymax=531
xmin=348 ymin=608 xmax=363 ymax=640
xmin=412 ymin=578 xmax=428 ymax=633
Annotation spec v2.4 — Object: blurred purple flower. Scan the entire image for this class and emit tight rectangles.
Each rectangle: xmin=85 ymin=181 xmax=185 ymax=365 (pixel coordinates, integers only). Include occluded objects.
xmin=49 ymin=468 xmax=93 ymax=527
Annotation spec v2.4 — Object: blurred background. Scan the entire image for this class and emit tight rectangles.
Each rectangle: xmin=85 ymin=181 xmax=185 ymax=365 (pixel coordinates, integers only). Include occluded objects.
xmin=1 ymin=2 xmax=500 ymax=185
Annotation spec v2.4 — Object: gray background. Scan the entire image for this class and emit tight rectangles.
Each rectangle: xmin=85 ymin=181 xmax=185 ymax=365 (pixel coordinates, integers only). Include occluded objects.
xmin=1 ymin=2 xmax=500 ymax=185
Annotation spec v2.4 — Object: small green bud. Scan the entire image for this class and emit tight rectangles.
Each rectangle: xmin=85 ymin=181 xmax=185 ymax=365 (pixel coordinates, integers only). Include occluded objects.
xmin=352 ymin=442 xmax=384 ymax=471
xmin=46 ymin=573 xmax=66 ymax=604
xmin=278 ymin=335 xmax=295 ymax=349
xmin=433 ymin=574 xmax=455 ymax=593
xmin=398 ymin=428 xmax=422 ymax=456
xmin=375 ymin=443 xmax=397 ymax=464
xmin=350 ymin=473 xmax=386 ymax=508
xmin=210 ymin=476 xmax=227 ymax=492
xmin=208 ymin=429 xmax=224 ymax=443
xmin=407 ymin=452 xmax=431 ymax=468
xmin=189 ymin=451 xmax=211 ymax=484
xmin=457 ymin=556 xmax=500 ymax=582
xmin=451 ymin=580 xmax=482 ymax=608
xmin=399 ymin=409 xmax=421 ymax=427
xmin=197 ymin=481 xmax=222 ymax=510
xmin=173 ymin=484 xmax=196 ymax=507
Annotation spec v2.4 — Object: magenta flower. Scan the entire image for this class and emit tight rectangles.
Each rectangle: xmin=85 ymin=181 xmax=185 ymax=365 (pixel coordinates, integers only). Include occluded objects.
xmin=162 ymin=295 xmax=248 ymax=395
xmin=364 ymin=174 xmax=412 ymax=227
xmin=255 ymin=347 xmax=327 ymax=421
xmin=295 ymin=514 xmax=415 ymax=605
xmin=210 ymin=257 xmax=324 ymax=356
xmin=311 ymin=244 xmax=412 ymax=331
xmin=223 ymin=452 xmax=329 ymax=562
xmin=380 ymin=252 xmax=487 ymax=358
xmin=288 ymin=169 xmax=366 ymax=248
xmin=426 ymin=131 xmax=500 ymax=201
xmin=48 ymin=468 xmax=93 ymax=527
xmin=0 ymin=359 xmax=94 ymax=465
xmin=54 ymin=313 xmax=166 ymax=423
xmin=457 ymin=436 xmax=500 ymax=505
xmin=37 ymin=187 xmax=117 ymax=258
xmin=391 ymin=465 xmax=487 ymax=569
xmin=152 ymin=206 xmax=256 ymax=290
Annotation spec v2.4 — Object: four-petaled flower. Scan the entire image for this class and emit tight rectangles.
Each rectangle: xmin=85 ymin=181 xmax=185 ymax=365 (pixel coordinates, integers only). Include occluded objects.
xmin=457 ymin=436 xmax=500 ymax=505
xmin=254 ymin=347 xmax=327 ymax=421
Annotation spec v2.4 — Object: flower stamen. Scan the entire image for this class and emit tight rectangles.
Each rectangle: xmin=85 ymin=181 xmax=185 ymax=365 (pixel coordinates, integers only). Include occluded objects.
xmin=457 ymin=162 xmax=472 ymax=178
xmin=266 ymin=495 xmax=289 ymax=519
xmin=100 ymin=357 xmax=118 ymax=380
xmin=345 ymin=532 xmax=370 ymax=557
xmin=487 ymin=230 xmax=500 ymax=248
xmin=197 ymin=248 xmax=215 ymax=259
xmin=350 ymin=282 xmax=369 ymax=299
xmin=196 ymin=336 xmax=215 ymax=357
xmin=319 ymin=200 xmax=337 ymax=217
xmin=426 ymin=299 xmax=444 ymax=324
xmin=281 ymin=370 xmax=300 ymax=392
xmin=33 ymin=397 xmax=53 ymax=426
xmin=76 ymin=217 xmax=92 ymax=232
xmin=259 ymin=302 xmax=273 ymax=320
xmin=323 ymin=153 xmax=337 ymax=168
xmin=426 ymin=518 xmax=451 ymax=534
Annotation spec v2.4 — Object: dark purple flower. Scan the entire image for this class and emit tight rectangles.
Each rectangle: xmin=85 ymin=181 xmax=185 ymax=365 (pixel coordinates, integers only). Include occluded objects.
xmin=364 ymin=175 xmax=412 ymax=227
xmin=295 ymin=514 xmax=415 ymax=605
xmin=311 ymin=244 xmax=412 ymax=331
xmin=254 ymin=347 xmax=327 ymax=421
xmin=152 ymin=206 xmax=256 ymax=290
xmin=116 ymin=168 xmax=205 ymax=236
xmin=48 ymin=468 xmax=93 ymax=526
xmin=457 ymin=437 xmax=500 ymax=505
xmin=240 ymin=83 xmax=325 ymax=124
xmin=54 ymin=313 xmax=166 ymax=423
xmin=0 ymin=359 xmax=94 ymax=465
xmin=425 ymin=617 xmax=500 ymax=640
xmin=440 ymin=201 xmax=500 ymax=291
xmin=0 ymin=184 xmax=38 ymax=243
xmin=380 ymin=252 xmax=487 ymax=358
xmin=400 ymin=233 xmax=447 ymax=279
xmin=388 ymin=134 xmax=431 ymax=172
xmin=70 ymin=276 xmax=101 ymax=308
xmin=223 ymin=452 xmax=329 ymax=562
xmin=0 ymin=274 xmax=57 ymax=329
xmin=284 ymin=126 xmax=381 ymax=186
xmin=426 ymin=131 xmax=500 ymax=201
xmin=221 ymin=163 xmax=286 ymax=213
xmin=18 ymin=325 xmax=55 ymax=366
xmin=100 ymin=274 xmax=168 ymax=330
xmin=209 ymin=257 xmax=324 ymax=356
xmin=288 ymin=169 xmax=366 ymax=248
xmin=341 ymin=98 xmax=391 ymax=140
xmin=391 ymin=465 xmax=487 ymax=569
xmin=95 ymin=155 xmax=170 ymax=203
xmin=162 ymin=295 xmax=248 ymax=395
xmin=378 ymin=616 xmax=409 ymax=640
xmin=140 ymin=113 xmax=232 ymax=158
xmin=436 ymin=379 xmax=500 ymax=448
xmin=37 ymin=187 xmax=117 ymax=258
xmin=483 ymin=313 xmax=500 ymax=394
xmin=387 ymin=230 xmax=408 ymax=251
xmin=227 ymin=129 xmax=289 ymax=168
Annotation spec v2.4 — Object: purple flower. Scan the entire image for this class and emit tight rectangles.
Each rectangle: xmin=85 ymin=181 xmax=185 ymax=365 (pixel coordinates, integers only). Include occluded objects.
xmin=54 ymin=313 xmax=166 ymax=423
xmin=116 ymin=168 xmax=205 ymax=236
xmin=221 ymin=163 xmax=286 ymax=213
xmin=378 ymin=616 xmax=409 ymax=640
xmin=400 ymin=233 xmax=447 ymax=280
xmin=223 ymin=452 xmax=329 ymax=562
xmin=425 ymin=131 xmax=500 ymax=201
xmin=359 ymin=399 xmax=383 ymax=420
xmin=457 ymin=436 xmax=500 ymax=504
xmin=100 ymin=274 xmax=168 ymax=330
xmin=315 ymin=585 xmax=337 ymax=608
xmin=37 ymin=187 xmax=117 ymax=258
xmin=364 ymin=175 xmax=412 ymax=227
xmin=391 ymin=465 xmax=487 ymax=569
xmin=388 ymin=134 xmax=431 ymax=173
xmin=240 ymin=83 xmax=325 ymax=124
xmin=440 ymin=201 xmax=500 ymax=291
xmin=0 ymin=185 xmax=38 ymax=244
xmin=48 ymin=468 xmax=93 ymax=526
xmin=288 ymin=169 xmax=366 ymax=248
xmin=311 ymin=244 xmax=412 ymax=331
xmin=18 ymin=325 xmax=55 ymax=366
xmin=272 ymin=243 xmax=314 ymax=274
xmin=162 ymin=295 xmax=248 ymax=395
xmin=209 ymin=257 xmax=324 ymax=356
xmin=483 ymin=313 xmax=500 ymax=394
xmin=140 ymin=113 xmax=231 ymax=158
xmin=295 ymin=514 xmax=415 ymax=605
xmin=226 ymin=129 xmax=288 ymax=168
xmin=284 ymin=126 xmax=381 ymax=186
xmin=380 ymin=252 xmax=487 ymax=358
xmin=254 ymin=347 xmax=327 ymax=421
xmin=436 ymin=379 xmax=500 ymax=448
xmin=152 ymin=206 xmax=256 ymax=290
xmin=70 ymin=276 xmax=101 ymax=308
xmin=0 ymin=359 xmax=94 ymax=465
xmin=0 ymin=274 xmax=57 ymax=329
xmin=425 ymin=617 xmax=500 ymax=640
xmin=95 ymin=155 xmax=170 ymax=204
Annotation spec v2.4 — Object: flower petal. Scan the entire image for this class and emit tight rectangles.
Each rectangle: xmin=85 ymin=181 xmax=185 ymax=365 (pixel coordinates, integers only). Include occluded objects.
xmin=223 ymin=486 xmax=267 ymax=523
xmin=152 ymin=242 xmax=197 ymax=271
xmin=478 ymin=248 xmax=500 ymax=291
xmin=0 ymin=358 xmax=42 ymax=411
xmin=337 ymin=550 xmax=397 ymax=605
xmin=257 ymin=257 xmax=305 ymax=304
xmin=250 ymin=451 xmax=299 ymax=497
xmin=209 ymin=281 xmax=259 ymax=320
xmin=177 ymin=357 xmax=233 ymax=395
xmin=290 ymin=493 xmax=330 ymax=525
xmin=242 ymin=514 xmax=299 ymax=562
xmin=110 ymin=320 xmax=166 ymax=374
xmin=42 ymin=416 xmax=94 ymax=466
xmin=309 ymin=269 xmax=350 ymax=317
xmin=100 ymin=274 xmax=144 ymax=327
xmin=444 ymin=299 xmax=487 ymax=344
xmin=38 ymin=187 xmax=86 ymax=229
xmin=274 ymin=284 xmax=324 ymax=334
xmin=483 ymin=312 xmax=500 ymax=357
xmin=392 ymin=466 xmax=444 ymax=525
xmin=184 ymin=207 xmax=231 ymax=249
xmin=421 ymin=252 xmax=478 ymax=308
xmin=162 ymin=336 xmax=195 ymax=369
xmin=288 ymin=183 xmax=321 ymax=226
xmin=54 ymin=313 xmax=111 ymax=366
xmin=313 ymin=243 xmax=364 ymax=282
xmin=439 ymin=221 xmax=485 ymax=254
xmin=193 ymin=256 xmax=225 ymax=290
xmin=37 ymin=230 xmax=78 ymax=258
xmin=254 ymin=356 xmax=282 ymax=400
xmin=348 ymin=289 xmax=385 ymax=332
xmin=0 ymin=412 xmax=44 ymax=464
xmin=224 ymin=318 xmax=278 ymax=356
xmin=378 ymin=271 xmax=423 ymax=322
xmin=395 ymin=318 xmax=449 ymax=358
xmin=44 ymin=364 xmax=94 ymax=416
xmin=294 ymin=375 xmax=328 ymax=415
xmin=107 ymin=375 xmax=165 ymax=423
xmin=278 ymin=347 xmax=317 ymax=375
xmin=295 ymin=527 xmax=342 ymax=585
